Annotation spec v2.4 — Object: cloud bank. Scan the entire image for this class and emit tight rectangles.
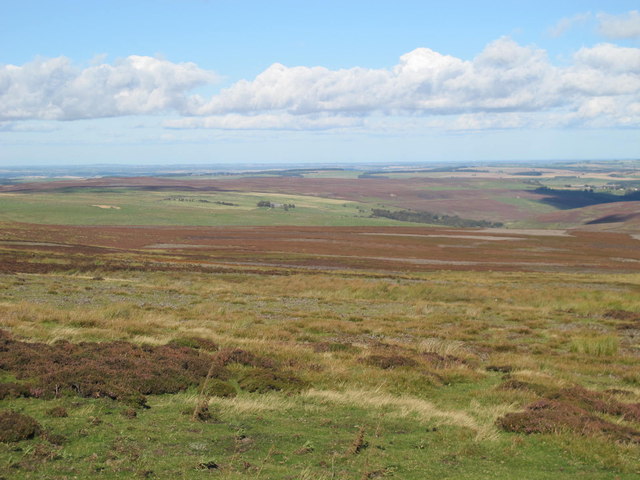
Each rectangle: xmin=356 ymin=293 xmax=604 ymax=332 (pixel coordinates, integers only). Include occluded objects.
xmin=0 ymin=56 xmax=216 ymax=121
xmin=1 ymin=37 xmax=639 ymax=131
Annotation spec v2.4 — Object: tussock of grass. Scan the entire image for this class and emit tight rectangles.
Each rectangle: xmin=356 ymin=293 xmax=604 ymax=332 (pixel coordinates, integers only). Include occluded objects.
xmin=570 ymin=335 xmax=619 ymax=356
xmin=417 ymin=337 xmax=469 ymax=357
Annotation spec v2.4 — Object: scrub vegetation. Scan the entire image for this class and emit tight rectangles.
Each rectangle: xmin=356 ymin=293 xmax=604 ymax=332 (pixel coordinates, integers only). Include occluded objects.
xmin=1 ymin=163 xmax=640 ymax=478
xmin=1 ymin=265 xmax=640 ymax=479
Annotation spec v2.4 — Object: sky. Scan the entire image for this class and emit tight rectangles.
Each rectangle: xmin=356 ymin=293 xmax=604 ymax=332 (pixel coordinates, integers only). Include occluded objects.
xmin=1 ymin=1 xmax=639 ymax=166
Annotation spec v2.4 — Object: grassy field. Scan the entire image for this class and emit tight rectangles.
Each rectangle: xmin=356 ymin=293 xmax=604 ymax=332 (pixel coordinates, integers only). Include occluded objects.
xmin=0 ymin=188 xmax=415 ymax=227
xmin=1 ymin=266 xmax=640 ymax=479
xmin=2 ymin=164 xmax=640 ymax=230
xmin=1 ymin=167 xmax=640 ymax=478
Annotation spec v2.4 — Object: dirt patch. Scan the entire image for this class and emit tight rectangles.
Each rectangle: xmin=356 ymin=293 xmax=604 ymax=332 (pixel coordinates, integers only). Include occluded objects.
xmin=360 ymin=233 xmax=523 ymax=241
xmin=0 ymin=240 xmax=71 ymax=247
xmin=144 ymin=244 xmax=213 ymax=249
xmin=604 ymin=310 xmax=640 ymax=322
xmin=92 ymin=205 xmax=121 ymax=209
xmin=480 ymin=228 xmax=570 ymax=237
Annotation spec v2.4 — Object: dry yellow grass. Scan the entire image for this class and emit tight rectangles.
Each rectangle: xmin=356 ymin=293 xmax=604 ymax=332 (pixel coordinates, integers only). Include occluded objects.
xmin=304 ymin=388 xmax=509 ymax=441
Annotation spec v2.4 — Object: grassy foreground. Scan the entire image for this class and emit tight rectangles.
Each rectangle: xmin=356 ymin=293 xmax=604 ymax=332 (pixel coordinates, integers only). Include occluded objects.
xmin=1 ymin=265 xmax=640 ymax=479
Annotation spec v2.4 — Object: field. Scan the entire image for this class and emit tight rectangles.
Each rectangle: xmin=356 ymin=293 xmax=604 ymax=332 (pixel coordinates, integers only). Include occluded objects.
xmin=1 ymin=162 xmax=640 ymax=479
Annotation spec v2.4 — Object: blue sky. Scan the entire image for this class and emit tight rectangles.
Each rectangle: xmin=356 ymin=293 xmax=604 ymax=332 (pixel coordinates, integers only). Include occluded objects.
xmin=1 ymin=1 xmax=639 ymax=166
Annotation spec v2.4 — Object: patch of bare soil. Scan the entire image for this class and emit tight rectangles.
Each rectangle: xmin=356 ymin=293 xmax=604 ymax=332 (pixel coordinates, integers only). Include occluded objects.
xmin=92 ymin=205 xmax=121 ymax=209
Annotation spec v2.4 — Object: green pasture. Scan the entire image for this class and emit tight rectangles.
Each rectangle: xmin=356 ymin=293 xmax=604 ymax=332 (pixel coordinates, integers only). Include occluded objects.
xmin=1 ymin=268 xmax=640 ymax=479
xmin=0 ymin=188 xmax=415 ymax=227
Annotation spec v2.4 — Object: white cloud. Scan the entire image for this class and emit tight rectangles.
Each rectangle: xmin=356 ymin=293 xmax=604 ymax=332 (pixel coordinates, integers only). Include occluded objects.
xmin=597 ymin=10 xmax=640 ymax=38
xmin=2 ymin=38 xmax=639 ymax=131
xmin=190 ymin=38 xmax=561 ymax=117
xmin=548 ymin=12 xmax=591 ymax=37
xmin=572 ymin=43 xmax=640 ymax=74
xmin=0 ymin=56 xmax=217 ymax=121
xmin=186 ymin=37 xmax=640 ymax=129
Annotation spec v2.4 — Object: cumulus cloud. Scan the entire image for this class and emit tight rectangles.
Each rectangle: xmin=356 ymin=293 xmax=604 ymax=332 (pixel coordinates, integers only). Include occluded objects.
xmin=182 ymin=38 xmax=639 ymax=129
xmin=2 ymin=38 xmax=639 ymax=131
xmin=0 ymin=56 xmax=217 ymax=121
xmin=597 ymin=10 xmax=640 ymax=38
xmin=190 ymin=38 xmax=561 ymax=117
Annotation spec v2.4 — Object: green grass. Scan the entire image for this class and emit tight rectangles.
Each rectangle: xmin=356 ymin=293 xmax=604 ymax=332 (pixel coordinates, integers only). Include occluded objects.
xmin=2 ymin=390 xmax=637 ymax=479
xmin=494 ymin=195 xmax=556 ymax=214
xmin=569 ymin=336 xmax=619 ymax=356
xmin=1 ymin=267 xmax=640 ymax=478
xmin=0 ymin=188 xmax=416 ymax=227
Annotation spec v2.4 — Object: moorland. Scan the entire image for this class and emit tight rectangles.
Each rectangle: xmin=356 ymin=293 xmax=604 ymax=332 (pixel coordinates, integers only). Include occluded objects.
xmin=0 ymin=160 xmax=639 ymax=479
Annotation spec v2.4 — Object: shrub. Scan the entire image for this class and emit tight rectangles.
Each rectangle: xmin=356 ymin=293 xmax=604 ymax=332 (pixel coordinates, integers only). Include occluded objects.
xmin=215 ymin=348 xmax=274 ymax=368
xmin=0 ymin=410 xmax=42 ymax=442
xmin=46 ymin=406 xmax=68 ymax=418
xmin=497 ymin=385 xmax=640 ymax=442
xmin=0 ymin=334 xmax=227 ymax=406
xmin=205 ymin=379 xmax=237 ymax=398
xmin=498 ymin=379 xmax=558 ymax=397
xmin=0 ymin=382 xmax=32 ymax=399
xmin=238 ymin=368 xmax=307 ymax=393
xmin=551 ymin=386 xmax=640 ymax=422
xmin=497 ymin=399 xmax=640 ymax=443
